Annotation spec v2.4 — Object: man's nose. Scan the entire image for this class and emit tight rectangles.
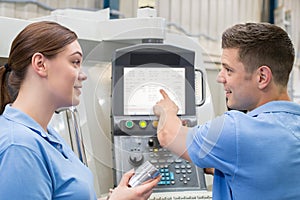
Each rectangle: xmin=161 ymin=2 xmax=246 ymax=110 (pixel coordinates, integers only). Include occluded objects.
xmin=216 ymin=70 xmax=225 ymax=83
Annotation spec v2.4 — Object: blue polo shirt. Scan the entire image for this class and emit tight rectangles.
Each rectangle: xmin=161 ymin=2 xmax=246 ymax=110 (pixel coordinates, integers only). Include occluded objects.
xmin=187 ymin=101 xmax=300 ymax=200
xmin=0 ymin=105 xmax=97 ymax=199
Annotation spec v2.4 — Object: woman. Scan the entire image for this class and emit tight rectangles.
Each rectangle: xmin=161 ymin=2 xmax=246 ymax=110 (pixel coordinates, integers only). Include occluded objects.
xmin=0 ymin=21 xmax=159 ymax=200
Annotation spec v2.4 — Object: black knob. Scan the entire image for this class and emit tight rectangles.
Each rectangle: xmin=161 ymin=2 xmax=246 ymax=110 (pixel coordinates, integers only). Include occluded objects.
xmin=129 ymin=153 xmax=144 ymax=166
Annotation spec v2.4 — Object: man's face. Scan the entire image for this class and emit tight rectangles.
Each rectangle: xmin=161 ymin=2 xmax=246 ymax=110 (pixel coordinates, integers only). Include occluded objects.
xmin=217 ymin=48 xmax=258 ymax=111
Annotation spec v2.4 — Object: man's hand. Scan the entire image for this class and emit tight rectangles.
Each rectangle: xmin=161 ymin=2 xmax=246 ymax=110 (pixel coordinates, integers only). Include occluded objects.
xmin=153 ymin=89 xmax=179 ymax=117
xmin=153 ymin=89 xmax=191 ymax=161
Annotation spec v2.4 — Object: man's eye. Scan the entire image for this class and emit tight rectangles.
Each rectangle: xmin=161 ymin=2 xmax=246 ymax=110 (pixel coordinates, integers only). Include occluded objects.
xmin=226 ymin=68 xmax=232 ymax=72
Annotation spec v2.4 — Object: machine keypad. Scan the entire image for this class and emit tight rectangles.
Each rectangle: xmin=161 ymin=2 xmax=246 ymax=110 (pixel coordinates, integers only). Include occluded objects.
xmin=148 ymin=147 xmax=195 ymax=187
xmin=113 ymin=136 xmax=207 ymax=192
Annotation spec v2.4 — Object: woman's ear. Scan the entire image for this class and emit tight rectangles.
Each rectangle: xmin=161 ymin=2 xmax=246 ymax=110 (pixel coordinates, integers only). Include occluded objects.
xmin=31 ymin=52 xmax=47 ymax=77
xmin=256 ymin=65 xmax=272 ymax=90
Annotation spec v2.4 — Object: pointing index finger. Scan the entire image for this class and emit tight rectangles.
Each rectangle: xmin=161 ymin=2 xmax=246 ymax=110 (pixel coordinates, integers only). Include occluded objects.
xmin=160 ymin=89 xmax=169 ymax=99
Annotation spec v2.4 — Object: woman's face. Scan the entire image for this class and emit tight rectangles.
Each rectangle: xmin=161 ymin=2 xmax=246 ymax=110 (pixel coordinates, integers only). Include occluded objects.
xmin=45 ymin=40 xmax=87 ymax=108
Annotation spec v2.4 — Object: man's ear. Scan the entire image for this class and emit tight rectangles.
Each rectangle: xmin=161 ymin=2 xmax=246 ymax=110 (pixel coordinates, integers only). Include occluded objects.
xmin=31 ymin=52 xmax=47 ymax=77
xmin=256 ymin=65 xmax=272 ymax=89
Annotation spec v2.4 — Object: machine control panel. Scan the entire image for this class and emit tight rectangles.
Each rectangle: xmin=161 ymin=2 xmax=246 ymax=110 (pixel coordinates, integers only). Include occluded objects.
xmin=111 ymin=44 xmax=207 ymax=193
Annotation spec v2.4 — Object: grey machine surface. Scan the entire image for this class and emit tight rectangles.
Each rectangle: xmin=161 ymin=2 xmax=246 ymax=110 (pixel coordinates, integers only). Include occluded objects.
xmin=111 ymin=43 xmax=208 ymax=193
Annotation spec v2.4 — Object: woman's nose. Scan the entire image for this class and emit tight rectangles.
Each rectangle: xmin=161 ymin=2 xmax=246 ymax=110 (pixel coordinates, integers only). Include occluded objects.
xmin=78 ymin=70 xmax=87 ymax=81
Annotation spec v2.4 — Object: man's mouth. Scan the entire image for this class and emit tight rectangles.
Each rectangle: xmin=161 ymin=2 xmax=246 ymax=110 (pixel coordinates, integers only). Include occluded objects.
xmin=225 ymin=89 xmax=232 ymax=96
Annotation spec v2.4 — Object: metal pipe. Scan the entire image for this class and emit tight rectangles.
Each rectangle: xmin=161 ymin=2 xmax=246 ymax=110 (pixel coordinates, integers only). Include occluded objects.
xmin=55 ymin=107 xmax=88 ymax=166
xmin=69 ymin=107 xmax=88 ymax=166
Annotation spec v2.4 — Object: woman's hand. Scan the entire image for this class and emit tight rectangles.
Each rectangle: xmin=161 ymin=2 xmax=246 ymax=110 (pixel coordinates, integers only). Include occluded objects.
xmin=108 ymin=170 xmax=161 ymax=200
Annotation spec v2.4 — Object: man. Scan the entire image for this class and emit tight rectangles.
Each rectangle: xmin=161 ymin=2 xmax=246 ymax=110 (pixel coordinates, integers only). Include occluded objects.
xmin=153 ymin=23 xmax=300 ymax=199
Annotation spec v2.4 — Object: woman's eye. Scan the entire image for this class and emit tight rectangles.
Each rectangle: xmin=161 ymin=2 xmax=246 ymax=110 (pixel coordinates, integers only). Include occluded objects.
xmin=73 ymin=60 xmax=81 ymax=66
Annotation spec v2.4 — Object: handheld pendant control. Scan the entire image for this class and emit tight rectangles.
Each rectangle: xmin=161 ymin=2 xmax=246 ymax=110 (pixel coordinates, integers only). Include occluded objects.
xmin=129 ymin=161 xmax=160 ymax=187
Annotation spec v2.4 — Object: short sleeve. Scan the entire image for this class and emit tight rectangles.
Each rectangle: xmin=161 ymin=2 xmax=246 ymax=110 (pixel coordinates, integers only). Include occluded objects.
xmin=187 ymin=114 xmax=237 ymax=175
xmin=0 ymin=145 xmax=52 ymax=199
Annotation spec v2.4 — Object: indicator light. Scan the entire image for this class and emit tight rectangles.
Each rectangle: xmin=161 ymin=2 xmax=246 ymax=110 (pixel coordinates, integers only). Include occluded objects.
xmin=125 ymin=120 xmax=134 ymax=129
xmin=139 ymin=120 xmax=147 ymax=129
xmin=152 ymin=120 xmax=158 ymax=128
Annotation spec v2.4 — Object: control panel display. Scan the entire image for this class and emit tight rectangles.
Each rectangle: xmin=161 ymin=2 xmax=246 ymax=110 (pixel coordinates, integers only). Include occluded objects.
xmin=123 ymin=67 xmax=185 ymax=115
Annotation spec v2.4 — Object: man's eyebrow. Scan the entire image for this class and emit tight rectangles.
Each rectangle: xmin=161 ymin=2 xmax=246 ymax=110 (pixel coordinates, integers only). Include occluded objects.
xmin=221 ymin=62 xmax=229 ymax=67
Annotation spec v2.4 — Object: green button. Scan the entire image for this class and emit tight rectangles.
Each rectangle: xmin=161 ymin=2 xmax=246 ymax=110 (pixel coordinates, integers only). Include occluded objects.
xmin=139 ymin=120 xmax=147 ymax=129
xmin=125 ymin=120 xmax=134 ymax=129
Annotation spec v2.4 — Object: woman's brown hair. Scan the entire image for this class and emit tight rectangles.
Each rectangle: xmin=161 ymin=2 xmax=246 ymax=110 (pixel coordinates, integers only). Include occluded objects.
xmin=0 ymin=21 xmax=78 ymax=114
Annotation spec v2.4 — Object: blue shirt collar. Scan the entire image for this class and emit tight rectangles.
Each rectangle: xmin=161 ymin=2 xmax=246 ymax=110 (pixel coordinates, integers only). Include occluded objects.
xmin=2 ymin=104 xmax=57 ymax=141
xmin=248 ymin=101 xmax=300 ymax=117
